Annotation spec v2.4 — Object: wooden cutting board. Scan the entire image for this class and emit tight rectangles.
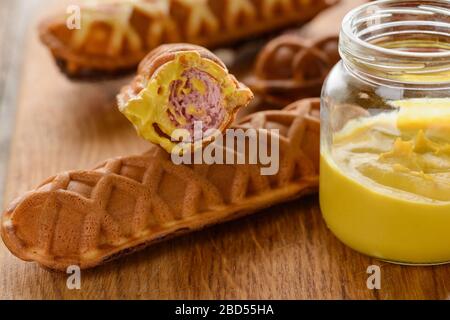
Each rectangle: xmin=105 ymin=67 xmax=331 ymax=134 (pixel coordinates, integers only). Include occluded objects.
xmin=0 ymin=0 xmax=449 ymax=300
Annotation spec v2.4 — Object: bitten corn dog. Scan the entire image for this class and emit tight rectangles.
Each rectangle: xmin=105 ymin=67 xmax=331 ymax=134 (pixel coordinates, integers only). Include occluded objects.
xmin=39 ymin=0 xmax=338 ymax=79
xmin=117 ymin=44 xmax=254 ymax=153
xmin=1 ymin=98 xmax=320 ymax=271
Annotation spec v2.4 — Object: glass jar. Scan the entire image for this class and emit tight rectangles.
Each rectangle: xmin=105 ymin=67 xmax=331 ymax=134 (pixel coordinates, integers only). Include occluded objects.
xmin=320 ymin=0 xmax=450 ymax=265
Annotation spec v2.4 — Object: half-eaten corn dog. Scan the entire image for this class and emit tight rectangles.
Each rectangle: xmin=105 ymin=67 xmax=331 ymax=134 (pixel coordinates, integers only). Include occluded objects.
xmin=117 ymin=44 xmax=254 ymax=153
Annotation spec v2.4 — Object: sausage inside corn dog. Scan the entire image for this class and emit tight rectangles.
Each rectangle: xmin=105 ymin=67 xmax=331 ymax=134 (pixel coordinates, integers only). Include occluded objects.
xmin=1 ymin=98 xmax=320 ymax=271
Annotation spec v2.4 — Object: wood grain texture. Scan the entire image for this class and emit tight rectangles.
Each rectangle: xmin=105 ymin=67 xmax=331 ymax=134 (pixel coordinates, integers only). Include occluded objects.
xmin=0 ymin=0 xmax=449 ymax=300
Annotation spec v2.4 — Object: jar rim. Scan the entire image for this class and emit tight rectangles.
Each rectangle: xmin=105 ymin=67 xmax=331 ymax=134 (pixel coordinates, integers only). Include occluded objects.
xmin=342 ymin=0 xmax=450 ymax=60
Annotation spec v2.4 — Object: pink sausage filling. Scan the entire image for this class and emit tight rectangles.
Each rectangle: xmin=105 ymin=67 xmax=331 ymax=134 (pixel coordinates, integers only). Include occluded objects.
xmin=168 ymin=68 xmax=225 ymax=140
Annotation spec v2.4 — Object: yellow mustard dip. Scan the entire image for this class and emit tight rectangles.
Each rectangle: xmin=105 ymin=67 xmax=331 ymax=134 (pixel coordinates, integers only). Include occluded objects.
xmin=320 ymin=99 xmax=450 ymax=264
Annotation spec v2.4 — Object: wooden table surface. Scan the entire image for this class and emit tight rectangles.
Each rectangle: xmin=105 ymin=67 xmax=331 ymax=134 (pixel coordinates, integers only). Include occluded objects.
xmin=0 ymin=0 xmax=449 ymax=300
